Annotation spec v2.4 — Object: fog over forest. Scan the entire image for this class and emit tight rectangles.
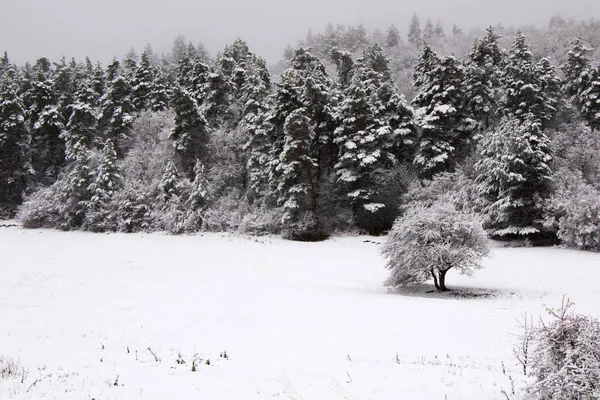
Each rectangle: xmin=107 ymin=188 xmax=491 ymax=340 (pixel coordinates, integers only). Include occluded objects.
xmin=2 ymin=0 xmax=599 ymax=64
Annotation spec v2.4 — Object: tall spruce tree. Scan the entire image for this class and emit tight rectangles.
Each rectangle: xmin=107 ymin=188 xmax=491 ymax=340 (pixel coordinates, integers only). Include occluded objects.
xmin=562 ymin=38 xmax=593 ymax=109
xmin=170 ymin=86 xmax=209 ymax=179
xmin=581 ymin=63 xmax=600 ymax=130
xmin=266 ymin=47 xmax=333 ymax=239
xmin=25 ymin=61 xmax=66 ymax=182
xmin=500 ymin=31 xmax=558 ymax=125
xmin=334 ymin=44 xmax=415 ymax=231
xmin=475 ymin=115 xmax=552 ymax=233
xmin=412 ymin=46 xmax=475 ymax=178
xmin=407 ymin=13 xmax=422 ymax=46
xmin=0 ymin=64 xmax=31 ymax=213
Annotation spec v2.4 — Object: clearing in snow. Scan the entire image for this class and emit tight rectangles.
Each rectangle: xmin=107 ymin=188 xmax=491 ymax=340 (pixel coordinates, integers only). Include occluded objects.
xmin=1 ymin=224 xmax=599 ymax=399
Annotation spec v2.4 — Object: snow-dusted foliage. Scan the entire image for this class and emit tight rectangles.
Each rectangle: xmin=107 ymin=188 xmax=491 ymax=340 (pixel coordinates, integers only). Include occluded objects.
xmin=523 ymin=298 xmax=600 ymax=399
xmin=333 ymin=44 xmax=415 ymax=231
xmin=99 ymin=60 xmax=135 ymax=157
xmin=501 ymin=32 xmax=562 ymax=125
xmin=562 ymin=38 xmax=593 ymax=108
xmin=0 ymin=63 xmax=31 ymax=215
xmin=412 ymin=46 xmax=476 ymax=178
xmin=169 ymin=86 xmax=209 ymax=179
xmin=475 ymin=116 xmax=552 ymax=234
xmin=83 ymin=139 xmax=122 ymax=232
xmin=265 ymin=47 xmax=333 ymax=240
xmin=580 ymin=62 xmax=600 ymax=131
xmin=546 ymin=169 xmax=600 ymax=252
xmin=382 ymin=201 xmax=489 ymax=291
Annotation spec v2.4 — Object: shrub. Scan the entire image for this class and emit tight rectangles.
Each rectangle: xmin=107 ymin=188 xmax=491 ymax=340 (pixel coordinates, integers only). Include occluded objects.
xmin=546 ymin=168 xmax=600 ymax=251
xmin=522 ymin=298 xmax=600 ymax=399
xmin=382 ymin=201 xmax=489 ymax=291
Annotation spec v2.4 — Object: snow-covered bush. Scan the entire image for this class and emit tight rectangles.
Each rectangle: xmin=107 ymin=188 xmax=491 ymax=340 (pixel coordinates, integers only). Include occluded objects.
xmin=202 ymin=189 xmax=282 ymax=235
xmin=545 ymin=169 xmax=600 ymax=251
xmin=522 ymin=298 xmax=600 ymax=399
xmin=112 ymin=180 xmax=155 ymax=233
xmin=382 ymin=201 xmax=489 ymax=291
xmin=18 ymin=182 xmax=66 ymax=229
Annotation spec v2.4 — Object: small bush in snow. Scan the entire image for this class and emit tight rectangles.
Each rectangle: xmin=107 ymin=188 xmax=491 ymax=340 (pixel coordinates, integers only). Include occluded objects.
xmin=546 ymin=169 xmax=600 ymax=252
xmin=522 ymin=298 xmax=600 ymax=399
xmin=382 ymin=201 xmax=489 ymax=291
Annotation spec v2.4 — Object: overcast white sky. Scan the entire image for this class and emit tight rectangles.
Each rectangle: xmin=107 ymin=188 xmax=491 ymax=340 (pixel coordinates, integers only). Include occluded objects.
xmin=1 ymin=0 xmax=599 ymax=65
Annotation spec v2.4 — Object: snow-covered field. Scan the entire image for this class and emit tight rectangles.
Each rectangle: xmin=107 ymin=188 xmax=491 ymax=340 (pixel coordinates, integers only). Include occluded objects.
xmin=1 ymin=224 xmax=599 ymax=399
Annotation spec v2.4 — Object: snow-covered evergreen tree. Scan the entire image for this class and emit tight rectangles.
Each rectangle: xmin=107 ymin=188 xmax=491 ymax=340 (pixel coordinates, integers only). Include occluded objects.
xmin=562 ymin=38 xmax=593 ymax=108
xmin=63 ymin=85 xmax=97 ymax=161
xmin=159 ymin=160 xmax=180 ymax=202
xmin=407 ymin=13 xmax=422 ymax=46
xmin=385 ymin=24 xmax=401 ymax=48
xmin=500 ymin=31 xmax=559 ymax=125
xmin=0 ymin=64 xmax=31 ymax=213
xmin=131 ymin=50 xmax=156 ymax=111
xmin=84 ymin=138 xmax=122 ymax=231
xmin=466 ymin=27 xmax=504 ymax=127
xmin=62 ymin=142 xmax=92 ymax=228
xmin=423 ymin=18 xmax=434 ymax=42
xmin=412 ymin=46 xmax=475 ymax=178
xmin=276 ymin=108 xmax=320 ymax=239
xmin=170 ymin=86 xmax=209 ymax=178
xmin=24 ymin=62 xmax=66 ymax=182
xmin=475 ymin=116 xmax=552 ymax=233
xmin=99 ymin=62 xmax=134 ymax=157
xmin=189 ymin=160 xmax=210 ymax=211
xmin=334 ymin=45 xmax=415 ymax=228
xmin=580 ymin=62 xmax=600 ymax=131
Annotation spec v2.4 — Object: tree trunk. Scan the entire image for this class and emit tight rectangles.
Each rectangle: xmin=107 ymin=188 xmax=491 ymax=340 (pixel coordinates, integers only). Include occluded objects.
xmin=438 ymin=269 xmax=448 ymax=292
xmin=431 ymin=268 xmax=440 ymax=290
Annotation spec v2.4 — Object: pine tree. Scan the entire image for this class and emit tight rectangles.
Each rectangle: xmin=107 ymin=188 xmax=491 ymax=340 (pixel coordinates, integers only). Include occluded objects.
xmin=63 ymin=85 xmax=98 ymax=161
xmin=562 ymin=38 xmax=593 ymax=108
xmin=131 ymin=50 xmax=156 ymax=111
xmin=501 ymin=31 xmax=557 ymax=125
xmin=25 ymin=62 xmax=66 ymax=182
xmin=466 ymin=27 xmax=504 ymax=127
xmin=581 ymin=63 xmax=600 ymax=130
xmin=452 ymin=24 xmax=463 ymax=37
xmin=276 ymin=108 xmax=320 ymax=239
xmin=62 ymin=142 xmax=92 ymax=228
xmin=535 ymin=57 xmax=563 ymax=123
xmin=84 ymin=138 xmax=121 ymax=231
xmin=170 ymin=86 xmax=209 ymax=178
xmin=265 ymin=48 xmax=334 ymax=239
xmin=412 ymin=47 xmax=475 ymax=178
xmin=0 ymin=64 xmax=31 ymax=213
xmin=189 ymin=160 xmax=209 ymax=210
xmin=99 ymin=63 xmax=134 ymax=156
xmin=407 ymin=13 xmax=422 ymax=46
xmin=159 ymin=160 xmax=180 ymax=202
xmin=334 ymin=45 xmax=415 ymax=226
xmin=385 ymin=24 xmax=401 ymax=48
xmin=433 ymin=21 xmax=445 ymax=39
xmin=241 ymin=57 xmax=272 ymax=198
xmin=475 ymin=116 xmax=552 ymax=232
xmin=330 ymin=47 xmax=354 ymax=89
xmin=423 ymin=18 xmax=434 ymax=42
xmin=88 ymin=138 xmax=121 ymax=206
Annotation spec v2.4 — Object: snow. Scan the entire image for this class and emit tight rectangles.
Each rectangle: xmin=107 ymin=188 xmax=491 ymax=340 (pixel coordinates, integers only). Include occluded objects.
xmin=2 ymin=225 xmax=600 ymax=399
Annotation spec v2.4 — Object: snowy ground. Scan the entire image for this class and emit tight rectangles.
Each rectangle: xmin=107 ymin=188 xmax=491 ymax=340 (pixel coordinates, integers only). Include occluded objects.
xmin=1 ymin=223 xmax=599 ymax=399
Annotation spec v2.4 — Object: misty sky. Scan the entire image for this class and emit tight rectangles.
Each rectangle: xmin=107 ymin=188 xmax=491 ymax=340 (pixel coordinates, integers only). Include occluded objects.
xmin=1 ymin=0 xmax=599 ymax=66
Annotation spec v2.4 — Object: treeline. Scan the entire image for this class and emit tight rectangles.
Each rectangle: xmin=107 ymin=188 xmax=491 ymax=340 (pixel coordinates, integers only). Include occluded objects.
xmin=1 ymin=17 xmax=600 ymax=249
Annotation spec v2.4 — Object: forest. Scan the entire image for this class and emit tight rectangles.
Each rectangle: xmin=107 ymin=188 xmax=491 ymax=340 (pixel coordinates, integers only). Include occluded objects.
xmin=1 ymin=14 xmax=600 ymax=248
